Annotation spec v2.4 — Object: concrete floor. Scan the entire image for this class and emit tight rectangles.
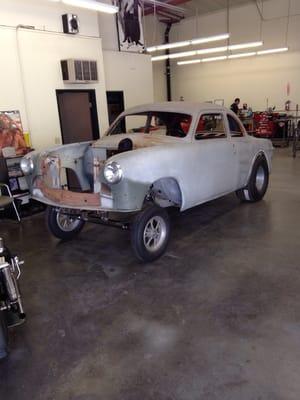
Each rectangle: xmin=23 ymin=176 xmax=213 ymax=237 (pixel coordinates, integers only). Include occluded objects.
xmin=0 ymin=148 xmax=300 ymax=400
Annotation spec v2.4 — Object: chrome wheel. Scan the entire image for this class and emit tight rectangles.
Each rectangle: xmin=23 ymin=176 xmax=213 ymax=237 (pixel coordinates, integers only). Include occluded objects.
xmin=143 ymin=216 xmax=167 ymax=253
xmin=56 ymin=212 xmax=81 ymax=232
xmin=255 ymin=165 xmax=265 ymax=192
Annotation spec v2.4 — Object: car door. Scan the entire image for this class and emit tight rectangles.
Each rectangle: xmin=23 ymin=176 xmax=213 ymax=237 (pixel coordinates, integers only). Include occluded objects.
xmin=183 ymin=111 xmax=239 ymax=209
xmin=226 ymin=114 xmax=252 ymax=189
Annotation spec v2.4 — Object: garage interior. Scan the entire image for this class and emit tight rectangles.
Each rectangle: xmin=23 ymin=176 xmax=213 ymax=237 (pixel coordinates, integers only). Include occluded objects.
xmin=1 ymin=0 xmax=300 ymax=399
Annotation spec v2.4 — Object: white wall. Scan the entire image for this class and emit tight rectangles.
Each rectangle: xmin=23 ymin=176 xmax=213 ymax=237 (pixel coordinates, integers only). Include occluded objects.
xmin=143 ymin=14 xmax=167 ymax=101
xmin=173 ymin=50 xmax=300 ymax=110
xmin=0 ymin=0 xmax=104 ymax=150
xmin=0 ymin=0 xmax=99 ymax=36
xmin=0 ymin=27 xmax=29 ymax=130
xmin=0 ymin=27 xmax=109 ymax=150
xmin=169 ymin=0 xmax=300 ymax=51
xmin=152 ymin=62 xmax=167 ymax=103
xmin=0 ymin=0 xmax=155 ymax=151
xmin=150 ymin=0 xmax=300 ymax=110
xmin=103 ymin=51 xmax=154 ymax=108
xmin=98 ymin=14 xmax=155 ymax=106
xmin=98 ymin=14 xmax=119 ymax=51
xmin=99 ymin=13 xmax=159 ymax=104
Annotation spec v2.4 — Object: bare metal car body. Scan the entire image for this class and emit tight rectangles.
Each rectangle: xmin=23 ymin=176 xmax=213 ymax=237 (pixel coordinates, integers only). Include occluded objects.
xmin=22 ymin=102 xmax=273 ymax=261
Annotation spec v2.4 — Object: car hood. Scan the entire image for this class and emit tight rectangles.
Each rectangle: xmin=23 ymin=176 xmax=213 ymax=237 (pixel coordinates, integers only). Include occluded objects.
xmin=92 ymin=133 xmax=187 ymax=150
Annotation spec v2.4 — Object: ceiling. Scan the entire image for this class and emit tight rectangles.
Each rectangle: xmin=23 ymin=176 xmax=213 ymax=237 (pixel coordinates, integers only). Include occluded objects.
xmin=184 ymin=0 xmax=254 ymax=16
xmin=144 ymin=0 xmax=256 ymax=24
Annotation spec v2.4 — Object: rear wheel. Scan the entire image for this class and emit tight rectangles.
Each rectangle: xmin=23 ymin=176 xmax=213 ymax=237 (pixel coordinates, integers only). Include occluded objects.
xmin=131 ymin=205 xmax=170 ymax=263
xmin=236 ymin=155 xmax=269 ymax=202
xmin=46 ymin=206 xmax=85 ymax=240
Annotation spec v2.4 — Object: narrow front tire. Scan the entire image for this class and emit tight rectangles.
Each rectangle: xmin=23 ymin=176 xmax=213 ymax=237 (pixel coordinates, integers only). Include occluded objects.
xmin=46 ymin=206 xmax=85 ymax=240
xmin=131 ymin=206 xmax=170 ymax=263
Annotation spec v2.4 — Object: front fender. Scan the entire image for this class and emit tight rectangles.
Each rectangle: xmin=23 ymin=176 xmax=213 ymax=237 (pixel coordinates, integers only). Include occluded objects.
xmin=109 ymin=178 xmax=149 ymax=211
xmin=106 ymin=145 xmax=186 ymax=211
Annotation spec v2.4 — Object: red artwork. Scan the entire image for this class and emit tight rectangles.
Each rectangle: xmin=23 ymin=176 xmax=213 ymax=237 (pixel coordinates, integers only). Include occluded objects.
xmin=0 ymin=110 xmax=28 ymax=156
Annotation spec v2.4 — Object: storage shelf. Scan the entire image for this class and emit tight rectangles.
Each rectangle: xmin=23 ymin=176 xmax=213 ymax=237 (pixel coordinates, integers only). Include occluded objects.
xmin=0 ymin=155 xmax=30 ymax=205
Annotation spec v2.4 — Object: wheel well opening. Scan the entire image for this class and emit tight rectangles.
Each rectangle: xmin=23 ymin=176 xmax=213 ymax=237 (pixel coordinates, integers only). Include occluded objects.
xmin=149 ymin=178 xmax=182 ymax=208
xmin=257 ymin=152 xmax=269 ymax=172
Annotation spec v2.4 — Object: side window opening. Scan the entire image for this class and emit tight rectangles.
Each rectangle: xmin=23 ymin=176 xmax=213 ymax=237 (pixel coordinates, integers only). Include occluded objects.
xmin=150 ymin=113 xmax=192 ymax=138
xmin=195 ymin=113 xmax=226 ymax=140
xmin=227 ymin=115 xmax=244 ymax=137
xmin=108 ymin=112 xmax=192 ymax=138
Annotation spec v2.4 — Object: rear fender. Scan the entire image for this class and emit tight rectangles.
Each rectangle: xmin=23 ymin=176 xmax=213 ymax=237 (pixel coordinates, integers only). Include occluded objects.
xmin=246 ymin=151 xmax=270 ymax=184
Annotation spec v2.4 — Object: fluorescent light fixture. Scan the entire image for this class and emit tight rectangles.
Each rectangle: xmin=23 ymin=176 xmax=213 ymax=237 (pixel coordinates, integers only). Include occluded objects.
xmin=228 ymin=52 xmax=256 ymax=59
xmin=149 ymin=41 xmax=190 ymax=52
xmin=257 ymin=47 xmax=288 ymax=55
xmin=147 ymin=33 xmax=229 ymax=53
xmin=202 ymin=55 xmax=228 ymax=62
xmin=151 ymin=41 xmax=263 ymax=61
xmin=169 ymin=51 xmax=197 ymax=59
xmin=191 ymin=33 xmax=230 ymax=45
xmin=228 ymin=41 xmax=263 ymax=50
xmin=151 ymin=55 xmax=169 ymax=61
xmin=197 ymin=46 xmax=228 ymax=55
xmin=148 ymin=41 xmax=190 ymax=52
xmin=177 ymin=47 xmax=289 ymax=66
xmin=62 ymin=0 xmax=119 ymax=14
xmin=178 ymin=55 xmax=228 ymax=65
xmin=152 ymin=51 xmax=197 ymax=61
xmin=178 ymin=59 xmax=201 ymax=65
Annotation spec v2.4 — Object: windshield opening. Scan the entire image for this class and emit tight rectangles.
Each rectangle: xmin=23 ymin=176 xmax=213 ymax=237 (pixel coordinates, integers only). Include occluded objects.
xmin=108 ymin=111 xmax=192 ymax=138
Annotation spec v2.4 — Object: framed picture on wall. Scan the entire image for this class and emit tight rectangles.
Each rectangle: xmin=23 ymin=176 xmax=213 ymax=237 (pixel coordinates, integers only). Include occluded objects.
xmin=115 ymin=0 xmax=145 ymax=53
xmin=0 ymin=110 xmax=27 ymax=156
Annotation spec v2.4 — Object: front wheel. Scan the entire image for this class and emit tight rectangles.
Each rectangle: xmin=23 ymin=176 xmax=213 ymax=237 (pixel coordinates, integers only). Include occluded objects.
xmin=0 ymin=311 xmax=8 ymax=359
xmin=131 ymin=206 xmax=170 ymax=263
xmin=236 ymin=155 xmax=269 ymax=202
xmin=46 ymin=206 xmax=85 ymax=240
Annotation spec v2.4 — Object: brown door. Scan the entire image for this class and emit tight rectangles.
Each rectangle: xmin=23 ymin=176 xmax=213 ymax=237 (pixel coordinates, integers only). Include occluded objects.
xmin=106 ymin=91 xmax=125 ymax=126
xmin=56 ymin=90 xmax=99 ymax=144
xmin=56 ymin=90 xmax=100 ymax=190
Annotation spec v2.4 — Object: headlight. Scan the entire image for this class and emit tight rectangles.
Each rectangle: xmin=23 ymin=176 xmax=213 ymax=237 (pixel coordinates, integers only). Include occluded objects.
xmin=20 ymin=157 xmax=34 ymax=175
xmin=103 ymin=162 xmax=123 ymax=184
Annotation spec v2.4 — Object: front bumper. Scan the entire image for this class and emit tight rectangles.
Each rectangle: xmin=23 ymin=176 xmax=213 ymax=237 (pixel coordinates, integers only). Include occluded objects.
xmin=30 ymin=152 xmax=116 ymax=211
xmin=32 ymin=177 xmax=115 ymax=211
xmin=28 ymin=151 xmax=146 ymax=213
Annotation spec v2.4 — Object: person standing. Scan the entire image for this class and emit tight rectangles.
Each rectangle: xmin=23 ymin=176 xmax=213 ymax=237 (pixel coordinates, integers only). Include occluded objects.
xmin=230 ymin=98 xmax=240 ymax=115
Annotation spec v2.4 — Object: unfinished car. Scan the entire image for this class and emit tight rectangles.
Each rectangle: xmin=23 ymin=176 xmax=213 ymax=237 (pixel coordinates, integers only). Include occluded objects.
xmin=21 ymin=102 xmax=273 ymax=262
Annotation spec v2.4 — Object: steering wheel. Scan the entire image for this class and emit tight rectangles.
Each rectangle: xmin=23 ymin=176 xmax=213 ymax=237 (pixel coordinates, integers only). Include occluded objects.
xmin=172 ymin=128 xmax=186 ymax=138
xmin=166 ymin=127 xmax=186 ymax=138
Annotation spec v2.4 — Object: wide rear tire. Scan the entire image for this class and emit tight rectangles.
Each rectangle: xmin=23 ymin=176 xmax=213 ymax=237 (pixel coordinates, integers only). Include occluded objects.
xmin=46 ymin=206 xmax=85 ymax=240
xmin=236 ymin=155 xmax=269 ymax=202
xmin=131 ymin=206 xmax=170 ymax=263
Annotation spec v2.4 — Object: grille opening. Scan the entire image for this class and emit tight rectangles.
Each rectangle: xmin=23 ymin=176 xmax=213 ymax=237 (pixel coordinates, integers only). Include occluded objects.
xmin=65 ymin=168 xmax=83 ymax=192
